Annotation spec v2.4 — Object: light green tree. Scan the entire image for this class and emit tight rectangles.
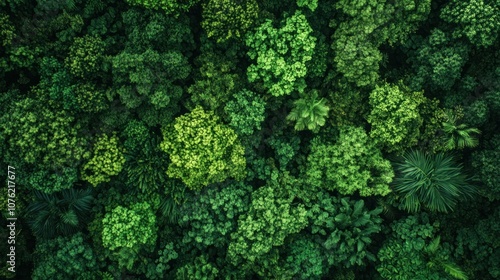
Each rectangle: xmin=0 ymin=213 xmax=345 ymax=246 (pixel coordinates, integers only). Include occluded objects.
xmin=81 ymin=133 xmax=125 ymax=187
xmin=246 ymin=10 xmax=316 ymax=96
xmin=227 ymin=184 xmax=308 ymax=270
xmin=307 ymin=126 xmax=393 ymax=196
xmin=160 ymin=106 xmax=246 ymax=190
xmin=100 ymin=202 xmax=157 ymax=272
xmin=0 ymin=94 xmax=88 ymax=170
xmin=367 ymin=82 xmax=425 ymax=152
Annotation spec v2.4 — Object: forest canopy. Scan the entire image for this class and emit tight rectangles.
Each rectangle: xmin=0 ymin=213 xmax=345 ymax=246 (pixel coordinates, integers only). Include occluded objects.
xmin=1 ymin=0 xmax=499 ymax=279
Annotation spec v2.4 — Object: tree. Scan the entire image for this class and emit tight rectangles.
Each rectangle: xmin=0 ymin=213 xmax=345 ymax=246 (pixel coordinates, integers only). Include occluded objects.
xmin=101 ymin=202 xmax=157 ymax=251
xmin=123 ymin=135 xmax=169 ymax=193
xmin=287 ymin=90 xmax=329 ymax=132
xmin=0 ymin=13 xmax=15 ymax=47
xmin=392 ymin=150 xmax=475 ymax=213
xmin=25 ymin=188 xmax=93 ymax=239
xmin=367 ymin=82 xmax=425 ymax=152
xmin=0 ymin=94 xmax=88 ymax=170
xmin=332 ymin=28 xmax=382 ymax=88
xmin=81 ymin=133 xmax=125 ymax=187
xmin=471 ymin=134 xmax=500 ymax=201
xmin=111 ymin=49 xmax=190 ymax=109
xmin=24 ymin=167 xmax=78 ymax=194
xmin=201 ymin=0 xmax=259 ymax=43
xmin=307 ymin=126 xmax=393 ymax=196
xmin=283 ymin=236 xmax=325 ymax=280
xmin=187 ymin=50 xmax=241 ymax=111
xmin=332 ymin=0 xmax=431 ymax=87
xmin=306 ymin=191 xmax=383 ymax=268
xmin=124 ymin=0 xmax=200 ymax=16
xmin=178 ymin=182 xmax=252 ymax=250
xmin=455 ymin=205 xmax=500 ymax=279
xmin=227 ymin=184 xmax=308 ymax=273
xmin=175 ymin=254 xmax=219 ymax=280
xmin=224 ymin=89 xmax=266 ymax=136
xmin=65 ymin=35 xmax=105 ymax=79
xmin=441 ymin=0 xmax=500 ymax=47
xmin=377 ymin=214 xmax=468 ymax=280
xmin=32 ymin=233 xmax=98 ymax=280
xmin=160 ymin=106 xmax=246 ymax=190
xmin=246 ymin=10 xmax=316 ymax=96
xmin=405 ymin=29 xmax=470 ymax=91
xmin=297 ymin=0 xmax=317 ymax=11
xmin=334 ymin=0 xmax=431 ymax=46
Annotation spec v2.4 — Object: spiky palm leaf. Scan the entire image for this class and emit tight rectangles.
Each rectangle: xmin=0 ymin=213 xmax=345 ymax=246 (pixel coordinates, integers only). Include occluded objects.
xmin=422 ymin=235 xmax=468 ymax=280
xmin=393 ymin=150 xmax=475 ymax=213
xmin=124 ymin=136 xmax=169 ymax=193
xmin=158 ymin=196 xmax=181 ymax=224
xmin=26 ymin=188 xmax=93 ymax=239
xmin=442 ymin=109 xmax=480 ymax=150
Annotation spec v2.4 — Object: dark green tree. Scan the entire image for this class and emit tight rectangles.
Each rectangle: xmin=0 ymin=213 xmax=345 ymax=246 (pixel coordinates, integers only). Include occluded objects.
xmin=201 ymin=0 xmax=259 ymax=43
xmin=441 ymin=0 xmax=500 ymax=47
xmin=32 ymin=233 xmax=98 ymax=280
xmin=124 ymin=0 xmax=200 ymax=16
xmin=377 ymin=214 xmax=468 ymax=280
xmin=224 ymin=89 xmax=266 ymax=136
xmin=440 ymin=109 xmax=480 ymax=151
xmin=306 ymin=191 xmax=383 ymax=268
xmin=471 ymin=134 xmax=500 ymax=201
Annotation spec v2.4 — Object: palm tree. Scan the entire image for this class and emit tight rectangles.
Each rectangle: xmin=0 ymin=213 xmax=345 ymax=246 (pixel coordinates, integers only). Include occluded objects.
xmin=25 ymin=188 xmax=93 ymax=239
xmin=287 ymin=91 xmax=329 ymax=133
xmin=392 ymin=150 xmax=475 ymax=213
xmin=441 ymin=109 xmax=480 ymax=150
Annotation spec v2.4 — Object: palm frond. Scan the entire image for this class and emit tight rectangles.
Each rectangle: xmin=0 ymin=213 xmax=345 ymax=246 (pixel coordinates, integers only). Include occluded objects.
xmin=442 ymin=261 xmax=468 ymax=280
xmin=26 ymin=188 xmax=94 ymax=239
xmin=425 ymin=236 xmax=440 ymax=254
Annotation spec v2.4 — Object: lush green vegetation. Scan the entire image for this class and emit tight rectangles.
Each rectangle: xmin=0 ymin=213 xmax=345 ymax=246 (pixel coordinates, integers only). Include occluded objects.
xmin=0 ymin=0 xmax=498 ymax=278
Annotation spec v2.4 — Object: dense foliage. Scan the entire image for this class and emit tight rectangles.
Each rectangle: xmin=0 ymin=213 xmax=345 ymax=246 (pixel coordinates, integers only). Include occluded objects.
xmin=1 ymin=0 xmax=497 ymax=278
